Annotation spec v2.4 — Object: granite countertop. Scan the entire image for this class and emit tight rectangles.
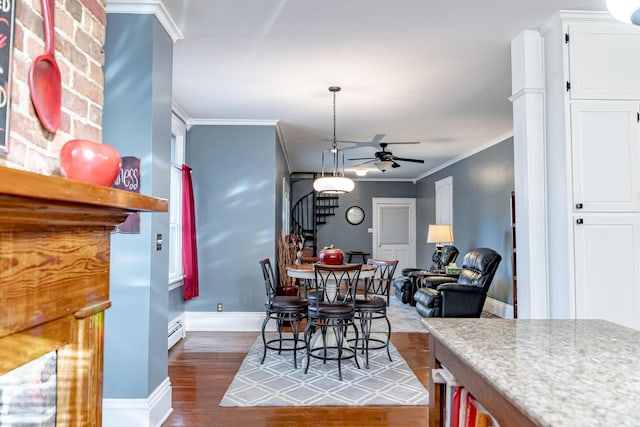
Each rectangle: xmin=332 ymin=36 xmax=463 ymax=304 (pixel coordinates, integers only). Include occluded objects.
xmin=422 ymin=318 xmax=640 ymax=427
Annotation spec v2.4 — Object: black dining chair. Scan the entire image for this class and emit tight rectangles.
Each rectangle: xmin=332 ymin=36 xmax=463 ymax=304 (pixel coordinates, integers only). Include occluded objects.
xmin=259 ymin=258 xmax=309 ymax=368
xmin=352 ymin=258 xmax=398 ymax=368
xmin=305 ymin=263 xmax=362 ymax=380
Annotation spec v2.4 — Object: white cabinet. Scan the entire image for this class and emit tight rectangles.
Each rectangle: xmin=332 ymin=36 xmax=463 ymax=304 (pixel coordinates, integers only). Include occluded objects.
xmin=570 ymin=100 xmax=640 ymax=212
xmin=568 ymin=23 xmax=640 ymax=99
xmin=573 ymin=215 xmax=640 ymax=329
xmin=537 ymin=12 xmax=640 ymax=328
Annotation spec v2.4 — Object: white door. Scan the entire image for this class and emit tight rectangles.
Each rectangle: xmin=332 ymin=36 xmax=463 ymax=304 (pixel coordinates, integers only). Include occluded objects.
xmin=570 ymin=101 xmax=640 ymax=212
xmin=573 ymin=214 xmax=640 ymax=330
xmin=371 ymin=198 xmax=416 ymax=276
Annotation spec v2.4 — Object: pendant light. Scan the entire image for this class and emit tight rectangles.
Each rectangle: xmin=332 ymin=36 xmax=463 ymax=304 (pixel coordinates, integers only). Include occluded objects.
xmin=313 ymin=86 xmax=355 ymax=194
xmin=606 ymin=0 xmax=640 ymax=25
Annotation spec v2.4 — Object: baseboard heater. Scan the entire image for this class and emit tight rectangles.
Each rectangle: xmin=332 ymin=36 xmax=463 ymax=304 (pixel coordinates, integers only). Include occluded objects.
xmin=168 ymin=319 xmax=185 ymax=350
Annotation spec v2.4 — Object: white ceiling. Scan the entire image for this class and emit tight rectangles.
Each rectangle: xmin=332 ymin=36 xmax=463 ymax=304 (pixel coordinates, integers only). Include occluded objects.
xmin=162 ymin=0 xmax=609 ymax=181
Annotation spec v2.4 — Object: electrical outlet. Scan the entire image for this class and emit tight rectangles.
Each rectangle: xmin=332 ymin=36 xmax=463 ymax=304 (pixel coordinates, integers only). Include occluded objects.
xmin=155 ymin=233 xmax=163 ymax=251
xmin=217 ymin=303 xmax=223 ymax=312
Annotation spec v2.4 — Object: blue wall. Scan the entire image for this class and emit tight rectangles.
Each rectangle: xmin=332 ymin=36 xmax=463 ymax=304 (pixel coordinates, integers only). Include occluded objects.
xmin=103 ymin=13 xmax=172 ymax=398
xmin=415 ymin=137 xmax=514 ymax=304
xmin=186 ymin=125 xmax=287 ymax=312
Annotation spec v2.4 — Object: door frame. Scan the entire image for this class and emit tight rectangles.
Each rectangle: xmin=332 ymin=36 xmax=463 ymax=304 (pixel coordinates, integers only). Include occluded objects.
xmin=371 ymin=197 xmax=416 ymax=274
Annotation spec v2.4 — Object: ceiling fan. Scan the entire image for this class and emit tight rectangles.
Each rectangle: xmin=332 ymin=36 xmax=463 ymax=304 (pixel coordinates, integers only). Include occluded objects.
xmin=348 ymin=142 xmax=425 ymax=172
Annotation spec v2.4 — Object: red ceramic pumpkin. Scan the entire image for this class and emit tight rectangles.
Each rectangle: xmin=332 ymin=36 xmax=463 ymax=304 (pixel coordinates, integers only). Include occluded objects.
xmin=60 ymin=139 xmax=121 ymax=186
xmin=318 ymin=248 xmax=345 ymax=265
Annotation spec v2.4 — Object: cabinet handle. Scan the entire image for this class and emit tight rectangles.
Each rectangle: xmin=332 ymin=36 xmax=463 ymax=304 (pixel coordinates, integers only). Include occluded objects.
xmin=575 ymin=203 xmax=583 ymax=209
xmin=576 ymin=218 xmax=584 ymax=224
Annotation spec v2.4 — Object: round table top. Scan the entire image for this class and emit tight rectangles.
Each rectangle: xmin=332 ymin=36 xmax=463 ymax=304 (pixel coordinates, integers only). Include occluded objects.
xmin=286 ymin=263 xmax=376 ymax=279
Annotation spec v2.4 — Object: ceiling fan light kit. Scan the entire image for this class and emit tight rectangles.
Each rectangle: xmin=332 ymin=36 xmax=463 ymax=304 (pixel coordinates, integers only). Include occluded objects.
xmin=607 ymin=0 xmax=640 ymax=24
xmin=313 ymin=86 xmax=355 ymax=195
xmin=375 ymin=160 xmax=395 ymax=172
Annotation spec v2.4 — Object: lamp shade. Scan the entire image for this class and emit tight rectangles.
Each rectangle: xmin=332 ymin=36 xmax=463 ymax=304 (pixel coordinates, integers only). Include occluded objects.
xmin=427 ymin=224 xmax=453 ymax=244
xmin=313 ymin=176 xmax=355 ymax=194
xmin=607 ymin=0 xmax=640 ymax=24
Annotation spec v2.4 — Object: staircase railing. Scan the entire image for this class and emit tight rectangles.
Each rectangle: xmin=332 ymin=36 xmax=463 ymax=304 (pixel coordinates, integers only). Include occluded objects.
xmin=291 ymin=190 xmax=339 ymax=256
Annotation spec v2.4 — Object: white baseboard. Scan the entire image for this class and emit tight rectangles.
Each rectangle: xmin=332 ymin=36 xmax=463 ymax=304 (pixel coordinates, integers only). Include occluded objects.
xmin=484 ymin=297 xmax=514 ymax=319
xmin=186 ymin=311 xmax=274 ymax=331
xmin=103 ymin=377 xmax=172 ymax=427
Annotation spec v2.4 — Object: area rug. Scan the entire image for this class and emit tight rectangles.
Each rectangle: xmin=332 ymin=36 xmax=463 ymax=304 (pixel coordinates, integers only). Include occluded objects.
xmin=219 ymin=333 xmax=429 ymax=407
xmin=386 ymin=296 xmax=429 ymax=333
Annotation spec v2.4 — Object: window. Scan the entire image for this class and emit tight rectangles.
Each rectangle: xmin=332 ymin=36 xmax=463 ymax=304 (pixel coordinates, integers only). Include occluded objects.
xmin=169 ymin=112 xmax=186 ymax=289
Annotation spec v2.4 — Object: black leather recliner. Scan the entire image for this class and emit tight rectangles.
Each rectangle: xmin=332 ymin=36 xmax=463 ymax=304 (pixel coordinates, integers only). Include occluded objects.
xmin=392 ymin=245 xmax=459 ymax=305
xmin=414 ymin=248 xmax=501 ymax=318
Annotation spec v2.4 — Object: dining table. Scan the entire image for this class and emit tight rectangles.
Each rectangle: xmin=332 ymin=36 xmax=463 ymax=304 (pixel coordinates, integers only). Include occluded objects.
xmin=286 ymin=262 xmax=376 ymax=281
xmin=286 ymin=262 xmax=377 ymax=368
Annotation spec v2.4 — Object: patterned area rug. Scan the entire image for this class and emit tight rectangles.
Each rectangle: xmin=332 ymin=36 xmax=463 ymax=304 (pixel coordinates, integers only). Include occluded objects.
xmin=386 ymin=295 xmax=429 ymax=333
xmin=220 ymin=295 xmax=430 ymax=407
xmin=219 ymin=333 xmax=428 ymax=407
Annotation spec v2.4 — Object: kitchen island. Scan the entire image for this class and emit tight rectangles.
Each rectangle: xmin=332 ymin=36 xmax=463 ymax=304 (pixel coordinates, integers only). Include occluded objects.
xmin=422 ymin=318 xmax=640 ymax=427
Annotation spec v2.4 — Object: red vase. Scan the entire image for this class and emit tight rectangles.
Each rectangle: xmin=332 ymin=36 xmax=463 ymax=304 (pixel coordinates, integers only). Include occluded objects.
xmin=60 ymin=139 xmax=122 ymax=186
xmin=318 ymin=248 xmax=345 ymax=265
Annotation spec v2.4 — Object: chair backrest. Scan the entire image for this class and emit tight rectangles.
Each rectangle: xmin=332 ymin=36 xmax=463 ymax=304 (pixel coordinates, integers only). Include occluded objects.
xmin=259 ymin=258 xmax=278 ymax=301
xmin=365 ymin=259 xmax=399 ymax=298
xmin=456 ymin=248 xmax=502 ymax=291
xmin=312 ymin=263 xmax=362 ymax=307
xmin=428 ymin=245 xmax=459 ymax=272
xmin=441 ymin=245 xmax=459 ymax=266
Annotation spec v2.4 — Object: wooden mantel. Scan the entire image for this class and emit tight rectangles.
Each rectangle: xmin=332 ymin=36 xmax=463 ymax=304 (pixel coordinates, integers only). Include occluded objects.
xmin=0 ymin=165 xmax=167 ymax=426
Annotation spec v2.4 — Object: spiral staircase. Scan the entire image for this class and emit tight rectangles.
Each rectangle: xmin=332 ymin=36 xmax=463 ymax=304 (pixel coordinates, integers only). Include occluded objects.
xmin=290 ymin=173 xmax=339 ymax=256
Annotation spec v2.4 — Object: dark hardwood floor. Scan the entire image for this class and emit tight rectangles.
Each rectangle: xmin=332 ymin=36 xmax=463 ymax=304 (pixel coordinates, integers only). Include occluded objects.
xmin=163 ymin=331 xmax=431 ymax=427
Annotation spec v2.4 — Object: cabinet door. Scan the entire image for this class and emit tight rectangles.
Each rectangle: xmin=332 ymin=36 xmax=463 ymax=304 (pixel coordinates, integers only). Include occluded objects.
xmin=573 ymin=215 xmax=640 ymax=330
xmin=571 ymin=101 xmax=640 ymax=212
xmin=568 ymin=23 xmax=640 ymax=99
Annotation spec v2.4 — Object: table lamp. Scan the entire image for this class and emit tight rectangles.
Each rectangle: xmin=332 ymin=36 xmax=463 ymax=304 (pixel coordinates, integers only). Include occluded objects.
xmin=427 ymin=224 xmax=454 ymax=270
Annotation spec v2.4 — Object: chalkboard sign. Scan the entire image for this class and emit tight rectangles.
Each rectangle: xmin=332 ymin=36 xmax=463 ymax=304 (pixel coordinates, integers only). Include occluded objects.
xmin=113 ymin=156 xmax=141 ymax=233
xmin=0 ymin=0 xmax=15 ymax=153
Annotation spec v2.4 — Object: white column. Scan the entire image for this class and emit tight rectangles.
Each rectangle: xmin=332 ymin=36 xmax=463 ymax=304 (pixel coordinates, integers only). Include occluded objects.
xmin=509 ymin=30 xmax=549 ymax=318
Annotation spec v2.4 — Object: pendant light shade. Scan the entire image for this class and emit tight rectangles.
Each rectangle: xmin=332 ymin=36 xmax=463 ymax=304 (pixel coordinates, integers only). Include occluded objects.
xmin=313 ymin=86 xmax=355 ymax=195
xmin=313 ymin=176 xmax=355 ymax=194
xmin=607 ymin=0 xmax=640 ymax=24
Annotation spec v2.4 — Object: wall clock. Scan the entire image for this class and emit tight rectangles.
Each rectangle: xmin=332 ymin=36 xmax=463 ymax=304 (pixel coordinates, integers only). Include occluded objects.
xmin=346 ymin=205 xmax=365 ymax=225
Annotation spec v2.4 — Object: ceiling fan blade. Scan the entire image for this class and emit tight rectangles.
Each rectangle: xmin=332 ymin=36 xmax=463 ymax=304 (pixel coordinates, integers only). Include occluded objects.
xmin=382 ymin=141 xmax=421 ymax=145
xmin=372 ymin=133 xmax=386 ymax=144
xmin=347 ymin=157 xmax=376 ymax=161
xmin=353 ymin=160 xmax=377 ymax=167
xmin=392 ymin=157 xmax=425 ymax=163
xmin=392 ymin=161 xmax=401 ymax=168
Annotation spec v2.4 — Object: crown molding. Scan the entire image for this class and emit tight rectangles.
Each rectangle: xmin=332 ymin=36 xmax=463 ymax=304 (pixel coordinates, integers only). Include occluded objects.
xmin=275 ymin=124 xmax=293 ymax=175
xmin=187 ymin=118 xmax=280 ymax=127
xmin=171 ymin=101 xmax=189 ymax=124
xmin=105 ymin=0 xmax=183 ymax=42
xmin=538 ymin=10 xmax=616 ymax=35
xmin=414 ymin=130 xmax=514 ymax=182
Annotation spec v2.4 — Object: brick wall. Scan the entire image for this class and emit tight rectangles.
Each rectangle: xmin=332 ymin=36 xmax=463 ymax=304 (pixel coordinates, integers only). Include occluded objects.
xmin=2 ymin=0 xmax=106 ymax=175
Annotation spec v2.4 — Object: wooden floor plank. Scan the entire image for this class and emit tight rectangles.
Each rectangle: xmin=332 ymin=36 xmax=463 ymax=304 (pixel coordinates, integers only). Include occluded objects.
xmin=163 ymin=331 xmax=430 ymax=427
